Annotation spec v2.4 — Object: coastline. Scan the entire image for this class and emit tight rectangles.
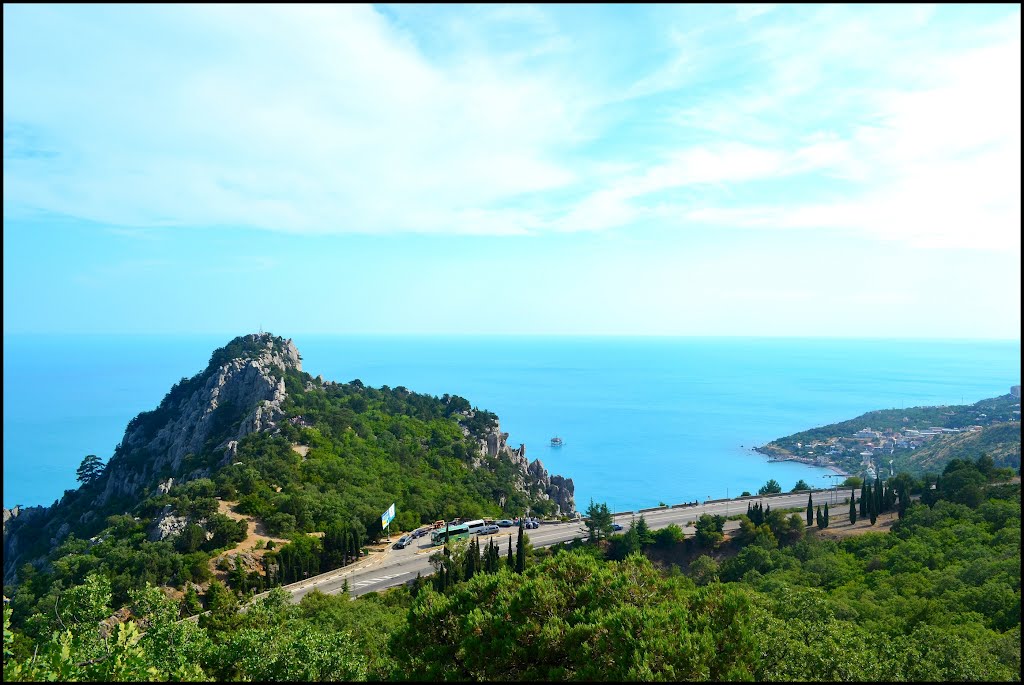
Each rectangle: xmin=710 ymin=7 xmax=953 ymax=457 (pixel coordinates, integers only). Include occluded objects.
xmin=753 ymin=445 xmax=850 ymax=478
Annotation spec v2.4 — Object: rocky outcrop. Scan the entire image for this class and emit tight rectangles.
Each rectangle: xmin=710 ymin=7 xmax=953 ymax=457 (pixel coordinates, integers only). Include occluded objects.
xmin=97 ymin=334 xmax=301 ymax=506
xmin=3 ymin=505 xmax=44 ymax=533
xmin=148 ymin=505 xmax=190 ymax=542
xmin=526 ymin=458 xmax=576 ymax=516
xmin=475 ymin=421 xmax=576 ymax=516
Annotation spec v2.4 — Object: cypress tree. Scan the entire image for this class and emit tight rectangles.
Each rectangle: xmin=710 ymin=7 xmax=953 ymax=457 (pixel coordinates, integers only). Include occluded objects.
xmin=897 ymin=483 xmax=908 ymax=519
xmin=849 ymin=494 xmax=857 ymax=525
xmin=860 ymin=481 xmax=868 ymax=517
xmin=515 ymin=522 xmax=527 ymax=573
xmin=464 ymin=538 xmax=475 ymax=581
xmin=806 ymin=493 xmax=814 ymax=527
xmin=875 ymin=477 xmax=883 ymax=516
xmin=747 ymin=502 xmax=753 ymax=518
xmin=506 ymin=535 xmax=514 ymax=570
xmin=816 ymin=505 xmax=823 ymax=529
xmin=823 ymin=502 xmax=829 ymax=528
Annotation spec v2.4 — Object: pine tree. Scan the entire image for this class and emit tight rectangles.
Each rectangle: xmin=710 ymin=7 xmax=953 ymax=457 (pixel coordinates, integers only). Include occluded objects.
xmin=806 ymin=493 xmax=814 ymax=527
xmin=849 ymin=494 xmax=857 ymax=525
xmin=823 ymin=502 xmax=829 ymax=528
xmin=634 ymin=514 xmax=653 ymax=546
xmin=76 ymin=454 xmax=105 ymax=485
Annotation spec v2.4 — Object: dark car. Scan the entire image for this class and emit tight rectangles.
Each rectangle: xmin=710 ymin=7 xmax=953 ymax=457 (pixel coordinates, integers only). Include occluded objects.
xmin=611 ymin=523 xmax=623 ymax=531
xmin=392 ymin=535 xmax=411 ymax=549
xmin=497 ymin=519 xmax=514 ymax=527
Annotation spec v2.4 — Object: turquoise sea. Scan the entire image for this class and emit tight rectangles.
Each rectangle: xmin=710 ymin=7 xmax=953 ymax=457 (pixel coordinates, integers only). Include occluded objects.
xmin=3 ymin=335 xmax=1020 ymax=512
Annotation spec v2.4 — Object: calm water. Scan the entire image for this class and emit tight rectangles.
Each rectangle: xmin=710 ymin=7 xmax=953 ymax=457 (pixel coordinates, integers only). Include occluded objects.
xmin=3 ymin=335 xmax=1020 ymax=512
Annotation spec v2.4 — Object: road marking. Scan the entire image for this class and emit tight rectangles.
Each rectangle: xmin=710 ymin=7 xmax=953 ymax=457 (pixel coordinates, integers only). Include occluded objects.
xmin=352 ymin=572 xmax=405 ymax=588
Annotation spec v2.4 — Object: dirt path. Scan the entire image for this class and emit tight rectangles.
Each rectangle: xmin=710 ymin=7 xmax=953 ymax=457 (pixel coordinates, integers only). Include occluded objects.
xmin=207 ymin=500 xmax=293 ymax=580
xmin=216 ymin=499 xmax=292 ymax=552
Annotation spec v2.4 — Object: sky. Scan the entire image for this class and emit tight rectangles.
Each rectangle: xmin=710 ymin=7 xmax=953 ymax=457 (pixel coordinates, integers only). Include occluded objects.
xmin=3 ymin=4 xmax=1021 ymax=338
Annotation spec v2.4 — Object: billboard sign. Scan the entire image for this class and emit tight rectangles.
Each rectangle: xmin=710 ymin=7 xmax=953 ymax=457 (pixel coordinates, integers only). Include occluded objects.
xmin=381 ymin=503 xmax=396 ymax=528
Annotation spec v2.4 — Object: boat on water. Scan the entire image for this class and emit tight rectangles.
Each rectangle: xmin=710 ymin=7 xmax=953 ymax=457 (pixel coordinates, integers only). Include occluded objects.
xmin=550 ymin=436 xmax=564 ymax=447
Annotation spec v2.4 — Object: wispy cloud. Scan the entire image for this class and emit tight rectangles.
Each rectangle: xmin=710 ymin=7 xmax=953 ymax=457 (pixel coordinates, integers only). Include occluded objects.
xmin=3 ymin=4 xmax=1019 ymax=252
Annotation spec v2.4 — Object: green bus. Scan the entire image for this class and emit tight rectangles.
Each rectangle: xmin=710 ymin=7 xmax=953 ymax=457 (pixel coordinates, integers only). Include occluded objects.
xmin=431 ymin=523 xmax=470 ymax=546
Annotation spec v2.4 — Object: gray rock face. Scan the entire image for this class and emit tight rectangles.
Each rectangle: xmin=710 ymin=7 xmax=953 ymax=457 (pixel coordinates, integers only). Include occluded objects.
xmin=475 ymin=422 xmax=576 ymax=516
xmin=97 ymin=334 xmax=301 ymax=506
xmin=148 ymin=505 xmax=190 ymax=542
xmin=526 ymin=458 xmax=576 ymax=517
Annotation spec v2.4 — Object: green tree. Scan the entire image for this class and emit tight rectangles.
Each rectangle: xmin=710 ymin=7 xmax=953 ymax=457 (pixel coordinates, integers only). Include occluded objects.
xmin=793 ymin=479 xmax=811 ymax=492
xmin=758 ymin=479 xmax=782 ymax=495
xmin=515 ymin=522 xmax=527 ymax=573
xmin=695 ymin=514 xmax=725 ymax=549
xmin=815 ymin=505 xmax=824 ymax=529
xmin=75 ymin=454 xmax=105 ymax=485
xmin=584 ymin=499 xmax=614 ymax=541
xmin=633 ymin=514 xmax=654 ymax=546
xmin=688 ymin=554 xmax=720 ymax=586
xmin=653 ymin=523 xmax=685 ymax=547
xmin=849 ymin=493 xmax=857 ymax=525
xmin=823 ymin=502 xmax=829 ymax=528
xmin=806 ymin=493 xmax=814 ymax=527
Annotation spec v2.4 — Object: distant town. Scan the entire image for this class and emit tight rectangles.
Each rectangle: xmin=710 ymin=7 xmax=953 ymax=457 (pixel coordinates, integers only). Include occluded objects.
xmin=756 ymin=386 xmax=1021 ymax=480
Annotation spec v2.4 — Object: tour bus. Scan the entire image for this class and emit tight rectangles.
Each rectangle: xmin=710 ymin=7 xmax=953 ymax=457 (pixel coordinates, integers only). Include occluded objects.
xmin=430 ymin=523 xmax=470 ymax=546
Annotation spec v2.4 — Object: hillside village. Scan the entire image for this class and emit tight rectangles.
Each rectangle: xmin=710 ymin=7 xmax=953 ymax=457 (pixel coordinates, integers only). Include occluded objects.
xmin=757 ymin=387 xmax=1021 ymax=480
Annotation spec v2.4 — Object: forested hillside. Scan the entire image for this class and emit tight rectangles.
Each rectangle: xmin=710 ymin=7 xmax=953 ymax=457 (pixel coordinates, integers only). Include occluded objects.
xmin=3 ymin=334 xmax=572 ymax=632
xmin=759 ymin=393 xmax=1020 ymax=477
xmin=4 ymin=456 xmax=1018 ymax=681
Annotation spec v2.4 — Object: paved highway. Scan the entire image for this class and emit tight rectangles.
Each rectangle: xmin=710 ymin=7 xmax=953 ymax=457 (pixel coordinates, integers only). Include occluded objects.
xmin=277 ymin=488 xmax=851 ymax=601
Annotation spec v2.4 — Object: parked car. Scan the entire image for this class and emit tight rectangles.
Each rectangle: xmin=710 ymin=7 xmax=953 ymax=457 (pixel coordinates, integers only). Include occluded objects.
xmin=393 ymin=535 xmax=411 ymax=549
xmin=611 ymin=523 xmax=623 ymax=531
xmin=497 ymin=519 xmax=514 ymax=527
xmin=412 ymin=528 xmax=427 ymax=538
xmin=477 ymin=524 xmax=500 ymax=535
xmin=525 ymin=518 xmax=539 ymax=529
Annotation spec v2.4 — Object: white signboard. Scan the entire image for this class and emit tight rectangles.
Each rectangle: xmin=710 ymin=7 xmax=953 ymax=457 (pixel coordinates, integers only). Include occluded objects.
xmin=381 ymin=503 xmax=396 ymax=528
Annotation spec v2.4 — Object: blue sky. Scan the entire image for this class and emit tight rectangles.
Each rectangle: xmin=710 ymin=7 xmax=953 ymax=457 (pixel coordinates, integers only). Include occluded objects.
xmin=3 ymin=4 xmax=1020 ymax=337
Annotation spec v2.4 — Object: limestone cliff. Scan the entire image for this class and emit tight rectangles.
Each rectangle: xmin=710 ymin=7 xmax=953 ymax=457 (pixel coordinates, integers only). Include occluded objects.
xmin=474 ymin=421 xmax=576 ymax=516
xmin=96 ymin=333 xmax=301 ymax=506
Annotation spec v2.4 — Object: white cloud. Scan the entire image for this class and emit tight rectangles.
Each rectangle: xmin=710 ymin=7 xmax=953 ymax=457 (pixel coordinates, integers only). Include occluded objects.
xmin=3 ymin=4 xmax=1019 ymax=252
xmin=3 ymin=5 xmax=582 ymax=234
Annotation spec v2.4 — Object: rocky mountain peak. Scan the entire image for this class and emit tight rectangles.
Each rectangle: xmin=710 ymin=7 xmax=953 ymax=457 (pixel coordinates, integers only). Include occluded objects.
xmin=95 ymin=333 xmax=302 ymax=506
